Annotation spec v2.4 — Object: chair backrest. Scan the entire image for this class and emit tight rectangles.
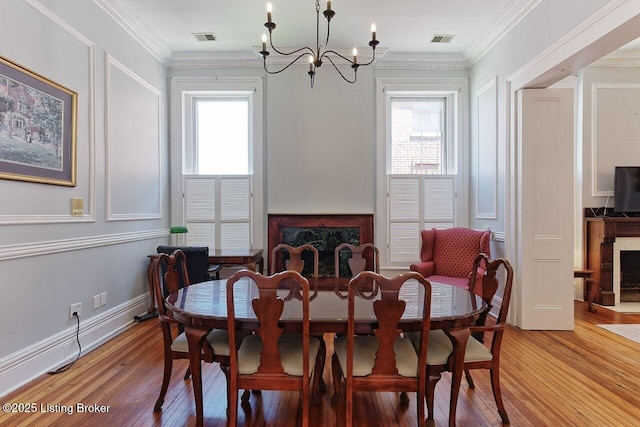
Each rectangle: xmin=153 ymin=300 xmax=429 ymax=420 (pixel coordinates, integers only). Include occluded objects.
xmin=334 ymin=243 xmax=380 ymax=278
xmin=420 ymin=228 xmax=491 ymax=278
xmin=157 ymin=245 xmax=210 ymax=284
xmin=150 ymin=250 xmax=190 ymax=317
xmin=469 ymin=254 xmax=514 ymax=344
xmin=270 ymin=243 xmax=319 ymax=277
xmin=226 ymin=269 xmax=312 ymax=377
xmin=346 ymin=271 xmax=431 ymax=378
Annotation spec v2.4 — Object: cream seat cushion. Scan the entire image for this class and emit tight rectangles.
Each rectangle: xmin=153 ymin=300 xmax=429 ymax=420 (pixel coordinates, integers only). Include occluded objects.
xmin=237 ymin=334 xmax=322 ymax=376
xmin=427 ymin=329 xmax=492 ymax=362
xmin=334 ymin=336 xmax=425 ymax=377
xmin=171 ymin=329 xmax=233 ymax=356
xmin=405 ymin=330 xmax=483 ymax=365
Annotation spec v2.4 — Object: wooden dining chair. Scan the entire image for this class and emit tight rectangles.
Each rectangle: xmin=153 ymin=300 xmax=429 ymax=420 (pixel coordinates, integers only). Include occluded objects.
xmin=423 ymin=254 xmax=514 ymax=425
xmin=331 ymin=271 xmax=432 ymax=427
xmin=270 ymin=243 xmax=319 ymax=276
xmin=150 ymin=250 xmax=236 ymax=413
xmin=225 ymin=269 xmax=323 ymax=427
xmin=269 ymin=243 xmax=325 ymax=393
xmin=334 ymin=242 xmax=380 ymax=277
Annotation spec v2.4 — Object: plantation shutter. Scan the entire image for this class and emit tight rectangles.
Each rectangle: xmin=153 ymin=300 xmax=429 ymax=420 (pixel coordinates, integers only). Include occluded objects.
xmin=184 ymin=175 xmax=251 ymax=250
xmin=387 ymin=175 xmax=456 ymax=267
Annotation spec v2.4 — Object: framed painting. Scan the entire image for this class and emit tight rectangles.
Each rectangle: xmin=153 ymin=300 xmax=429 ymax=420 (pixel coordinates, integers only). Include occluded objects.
xmin=0 ymin=56 xmax=77 ymax=186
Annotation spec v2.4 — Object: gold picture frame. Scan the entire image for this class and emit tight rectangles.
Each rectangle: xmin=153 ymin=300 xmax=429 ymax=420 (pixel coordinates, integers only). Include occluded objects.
xmin=0 ymin=56 xmax=77 ymax=186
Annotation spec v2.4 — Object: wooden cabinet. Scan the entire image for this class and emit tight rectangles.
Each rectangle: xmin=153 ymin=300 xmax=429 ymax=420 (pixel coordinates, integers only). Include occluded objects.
xmin=584 ymin=216 xmax=640 ymax=306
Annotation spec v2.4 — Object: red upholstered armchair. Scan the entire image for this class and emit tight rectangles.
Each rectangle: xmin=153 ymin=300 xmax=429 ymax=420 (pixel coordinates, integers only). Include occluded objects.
xmin=409 ymin=227 xmax=491 ymax=289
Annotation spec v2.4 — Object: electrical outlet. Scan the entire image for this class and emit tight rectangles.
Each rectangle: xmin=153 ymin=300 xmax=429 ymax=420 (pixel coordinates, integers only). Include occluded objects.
xmin=69 ymin=302 xmax=81 ymax=319
xmin=100 ymin=292 xmax=107 ymax=307
xmin=93 ymin=295 xmax=100 ymax=309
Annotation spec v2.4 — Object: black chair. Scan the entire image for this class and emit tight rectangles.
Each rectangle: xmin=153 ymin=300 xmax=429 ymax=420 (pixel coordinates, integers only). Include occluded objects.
xmin=156 ymin=245 xmax=221 ymax=285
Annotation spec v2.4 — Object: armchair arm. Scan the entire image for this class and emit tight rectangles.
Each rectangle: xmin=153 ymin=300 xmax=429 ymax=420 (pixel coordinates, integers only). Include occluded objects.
xmin=409 ymin=261 xmax=435 ymax=277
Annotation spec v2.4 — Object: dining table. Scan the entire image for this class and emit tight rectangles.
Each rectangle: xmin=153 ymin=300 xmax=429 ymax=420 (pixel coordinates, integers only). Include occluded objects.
xmin=165 ymin=276 xmax=487 ymax=427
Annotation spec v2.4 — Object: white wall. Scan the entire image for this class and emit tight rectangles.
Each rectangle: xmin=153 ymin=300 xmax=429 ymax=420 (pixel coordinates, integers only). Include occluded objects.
xmin=0 ymin=0 xmax=168 ymax=396
xmin=581 ymin=65 xmax=640 ymax=210
xmin=468 ymin=0 xmax=615 ymax=261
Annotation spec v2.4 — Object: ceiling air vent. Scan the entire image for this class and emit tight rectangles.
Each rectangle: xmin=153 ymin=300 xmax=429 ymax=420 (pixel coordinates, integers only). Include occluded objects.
xmin=193 ymin=33 xmax=216 ymax=42
xmin=431 ymin=34 xmax=454 ymax=44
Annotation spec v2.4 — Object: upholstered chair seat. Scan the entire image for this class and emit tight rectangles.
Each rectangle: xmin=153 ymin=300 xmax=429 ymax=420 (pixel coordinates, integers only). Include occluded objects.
xmin=238 ymin=334 xmax=322 ymax=376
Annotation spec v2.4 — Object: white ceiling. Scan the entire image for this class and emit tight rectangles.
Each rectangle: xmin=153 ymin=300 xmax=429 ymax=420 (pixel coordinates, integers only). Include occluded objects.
xmin=104 ymin=0 xmax=640 ymax=65
xmin=106 ymin=0 xmax=534 ymax=63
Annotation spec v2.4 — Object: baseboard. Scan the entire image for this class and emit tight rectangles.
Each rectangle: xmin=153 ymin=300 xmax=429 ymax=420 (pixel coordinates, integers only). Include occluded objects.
xmin=0 ymin=293 xmax=150 ymax=397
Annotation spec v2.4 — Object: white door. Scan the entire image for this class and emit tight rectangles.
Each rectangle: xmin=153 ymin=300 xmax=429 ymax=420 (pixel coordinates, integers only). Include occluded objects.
xmin=518 ymin=88 xmax=575 ymax=330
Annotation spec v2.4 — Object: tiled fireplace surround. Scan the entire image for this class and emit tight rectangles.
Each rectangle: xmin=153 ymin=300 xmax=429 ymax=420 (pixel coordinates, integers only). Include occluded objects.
xmin=613 ymin=237 xmax=640 ymax=304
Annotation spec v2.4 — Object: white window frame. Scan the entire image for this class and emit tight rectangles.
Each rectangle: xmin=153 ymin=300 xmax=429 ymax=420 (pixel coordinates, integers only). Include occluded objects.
xmin=170 ymin=77 xmax=264 ymax=250
xmin=375 ymin=78 xmax=469 ymax=270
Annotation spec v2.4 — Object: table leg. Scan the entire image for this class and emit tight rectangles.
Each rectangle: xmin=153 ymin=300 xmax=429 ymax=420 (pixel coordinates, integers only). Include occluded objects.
xmin=586 ymin=277 xmax=599 ymax=313
xmin=185 ymin=326 xmax=210 ymax=427
xmin=445 ymin=327 xmax=471 ymax=427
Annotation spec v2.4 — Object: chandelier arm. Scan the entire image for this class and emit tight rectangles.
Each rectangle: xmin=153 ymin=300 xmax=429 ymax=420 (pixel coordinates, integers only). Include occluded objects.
xmin=263 ymin=53 xmax=313 ymax=75
xmin=320 ymin=49 xmax=355 ymax=65
xmin=323 ymin=56 xmax=357 ymax=84
xmin=324 ymin=16 xmax=331 ymax=50
xmin=268 ymin=36 xmax=315 ymax=57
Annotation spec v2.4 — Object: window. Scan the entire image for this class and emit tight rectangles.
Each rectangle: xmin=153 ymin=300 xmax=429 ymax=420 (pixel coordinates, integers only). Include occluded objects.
xmin=183 ymin=93 xmax=252 ymax=175
xmin=375 ymin=78 xmax=468 ymax=269
xmin=170 ymin=77 xmax=264 ymax=252
xmin=389 ymin=95 xmax=455 ymax=175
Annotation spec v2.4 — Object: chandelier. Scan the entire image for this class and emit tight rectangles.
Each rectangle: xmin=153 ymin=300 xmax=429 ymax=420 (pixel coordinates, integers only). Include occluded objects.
xmin=259 ymin=0 xmax=380 ymax=88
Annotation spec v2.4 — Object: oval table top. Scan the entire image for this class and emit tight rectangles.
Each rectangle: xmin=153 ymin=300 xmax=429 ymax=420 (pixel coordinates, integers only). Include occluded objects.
xmin=166 ymin=276 xmax=486 ymax=333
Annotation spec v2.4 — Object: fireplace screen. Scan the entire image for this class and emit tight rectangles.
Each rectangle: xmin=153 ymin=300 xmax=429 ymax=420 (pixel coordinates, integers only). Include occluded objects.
xmin=620 ymin=250 xmax=640 ymax=302
xmin=281 ymin=227 xmax=359 ymax=277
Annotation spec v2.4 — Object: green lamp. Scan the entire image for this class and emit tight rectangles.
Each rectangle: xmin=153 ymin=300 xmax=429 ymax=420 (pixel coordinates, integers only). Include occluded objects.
xmin=170 ymin=226 xmax=188 ymax=245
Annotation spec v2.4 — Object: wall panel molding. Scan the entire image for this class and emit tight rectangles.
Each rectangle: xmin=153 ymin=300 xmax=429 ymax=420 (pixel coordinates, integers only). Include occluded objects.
xmin=0 ymin=229 xmax=167 ymax=261
xmin=0 ymin=0 xmax=97 ymax=225
xmin=475 ymin=76 xmax=499 ymax=219
xmin=105 ymin=53 xmax=162 ymax=221
xmin=590 ymin=83 xmax=640 ymax=196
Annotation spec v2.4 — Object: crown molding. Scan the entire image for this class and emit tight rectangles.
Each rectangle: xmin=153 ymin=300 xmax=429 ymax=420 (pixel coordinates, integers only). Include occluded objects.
xmin=589 ymin=58 xmax=640 ymax=67
xmin=95 ymin=0 xmax=172 ymax=65
xmin=465 ymin=0 xmax=540 ymax=65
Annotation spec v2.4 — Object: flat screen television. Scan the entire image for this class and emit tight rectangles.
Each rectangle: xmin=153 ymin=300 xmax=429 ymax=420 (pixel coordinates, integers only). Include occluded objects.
xmin=614 ymin=166 xmax=640 ymax=213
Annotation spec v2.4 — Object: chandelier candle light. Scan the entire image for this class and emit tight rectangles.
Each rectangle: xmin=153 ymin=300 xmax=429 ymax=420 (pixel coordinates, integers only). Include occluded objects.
xmin=259 ymin=0 xmax=379 ymax=88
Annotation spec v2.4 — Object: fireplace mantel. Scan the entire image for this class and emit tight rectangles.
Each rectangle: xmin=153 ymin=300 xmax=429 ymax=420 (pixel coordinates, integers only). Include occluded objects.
xmin=585 ymin=216 xmax=640 ymax=305
xmin=267 ymin=214 xmax=374 ymax=280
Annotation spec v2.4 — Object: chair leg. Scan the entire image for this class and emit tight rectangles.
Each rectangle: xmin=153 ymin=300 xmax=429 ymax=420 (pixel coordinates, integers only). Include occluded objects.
xmin=331 ymin=353 xmax=342 ymax=402
xmin=315 ymin=337 xmax=327 ymax=394
xmin=464 ymin=368 xmax=475 ymax=388
xmin=183 ymin=366 xmax=191 ymax=380
xmin=154 ymin=353 xmax=173 ymax=411
xmin=489 ymin=367 xmax=510 ymax=424
xmin=426 ymin=372 xmax=441 ymax=421
xmin=312 ymin=345 xmax=324 ymax=400
xmin=219 ymin=364 xmax=232 ymax=416
xmin=399 ymin=392 xmax=409 ymax=408
xmin=228 ymin=386 xmax=238 ymax=427
xmin=417 ymin=388 xmax=426 ymax=427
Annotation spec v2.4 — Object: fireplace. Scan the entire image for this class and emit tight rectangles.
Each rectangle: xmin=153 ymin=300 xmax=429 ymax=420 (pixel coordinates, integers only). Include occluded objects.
xmin=613 ymin=238 xmax=640 ymax=304
xmin=267 ymin=214 xmax=374 ymax=281
xmin=620 ymin=250 xmax=640 ymax=302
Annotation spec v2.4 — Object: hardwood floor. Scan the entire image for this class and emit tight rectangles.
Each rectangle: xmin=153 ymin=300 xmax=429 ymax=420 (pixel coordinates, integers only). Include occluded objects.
xmin=2 ymin=301 xmax=640 ymax=426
